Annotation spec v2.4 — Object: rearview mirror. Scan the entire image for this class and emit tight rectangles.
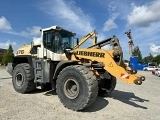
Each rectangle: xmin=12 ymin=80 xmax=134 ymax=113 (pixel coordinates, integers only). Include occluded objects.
xmin=77 ymin=38 xmax=79 ymax=45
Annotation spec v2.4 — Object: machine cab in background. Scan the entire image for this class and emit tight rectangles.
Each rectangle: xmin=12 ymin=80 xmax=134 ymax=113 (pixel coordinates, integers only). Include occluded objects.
xmin=37 ymin=26 xmax=75 ymax=61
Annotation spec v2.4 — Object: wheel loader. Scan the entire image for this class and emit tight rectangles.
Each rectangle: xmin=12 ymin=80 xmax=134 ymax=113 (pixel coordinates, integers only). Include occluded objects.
xmin=6 ymin=26 xmax=145 ymax=111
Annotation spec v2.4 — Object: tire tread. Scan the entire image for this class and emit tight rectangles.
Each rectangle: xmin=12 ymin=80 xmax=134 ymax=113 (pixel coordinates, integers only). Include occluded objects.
xmin=13 ymin=63 xmax=36 ymax=93
xmin=56 ymin=65 xmax=98 ymax=111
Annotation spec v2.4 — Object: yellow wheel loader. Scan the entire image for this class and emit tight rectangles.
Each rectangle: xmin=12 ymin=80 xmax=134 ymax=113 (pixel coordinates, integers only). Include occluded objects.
xmin=6 ymin=26 xmax=145 ymax=111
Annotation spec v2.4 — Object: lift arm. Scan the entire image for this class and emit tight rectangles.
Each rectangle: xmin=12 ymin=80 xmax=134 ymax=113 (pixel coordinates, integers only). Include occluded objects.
xmin=73 ymin=30 xmax=97 ymax=49
xmin=71 ymin=36 xmax=145 ymax=85
xmin=73 ymin=48 xmax=145 ymax=85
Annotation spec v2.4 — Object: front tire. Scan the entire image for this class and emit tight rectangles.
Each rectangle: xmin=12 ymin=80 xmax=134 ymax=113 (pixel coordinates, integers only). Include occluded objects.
xmin=56 ymin=65 xmax=98 ymax=111
xmin=98 ymin=76 xmax=117 ymax=96
xmin=12 ymin=63 xmax=36 ymax=93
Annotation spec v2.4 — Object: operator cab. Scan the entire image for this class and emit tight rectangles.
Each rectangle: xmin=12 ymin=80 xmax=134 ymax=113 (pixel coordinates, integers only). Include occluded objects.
xmin=37 ymin=26 xmax=76 ymax=61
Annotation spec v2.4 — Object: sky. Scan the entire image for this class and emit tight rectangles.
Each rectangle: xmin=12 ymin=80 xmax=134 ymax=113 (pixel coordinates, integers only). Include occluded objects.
xmin=0 ymin=0 xmax=160 ymax=60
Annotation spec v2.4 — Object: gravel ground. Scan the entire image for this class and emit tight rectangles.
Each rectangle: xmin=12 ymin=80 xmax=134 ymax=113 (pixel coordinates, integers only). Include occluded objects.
xmin=0 ymin=67 xmax=160 ymax=120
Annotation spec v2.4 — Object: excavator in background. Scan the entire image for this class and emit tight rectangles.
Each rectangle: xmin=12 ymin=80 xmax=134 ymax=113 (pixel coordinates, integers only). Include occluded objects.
xmin=6 ymin=26 xmax=145 ymax=111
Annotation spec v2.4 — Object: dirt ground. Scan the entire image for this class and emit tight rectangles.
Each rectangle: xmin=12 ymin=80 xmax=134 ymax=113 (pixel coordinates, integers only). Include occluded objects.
xmin=0 ymin=67 xmax=160 ymax=120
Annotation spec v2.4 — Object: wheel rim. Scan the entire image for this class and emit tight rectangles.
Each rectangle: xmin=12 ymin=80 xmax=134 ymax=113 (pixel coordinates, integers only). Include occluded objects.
xmin=15 ymin=72 xmax=24 ymax=87
xmin=64 ymin=78 xmax=80 ymax=99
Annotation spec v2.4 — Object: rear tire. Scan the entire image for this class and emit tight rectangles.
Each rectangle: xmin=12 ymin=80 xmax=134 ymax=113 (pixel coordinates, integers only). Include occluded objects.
xmin=98 ymin=76 xmax=117 ymax=96
xmin=12 ymin=63 xmax=36 ymax=93
xmin=56 ymin=65 xmax=98 ymax=111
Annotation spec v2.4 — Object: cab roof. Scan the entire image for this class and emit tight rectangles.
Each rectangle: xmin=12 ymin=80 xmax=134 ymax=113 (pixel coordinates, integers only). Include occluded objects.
xmin=41 ymin=26 xmax=76 ymax=36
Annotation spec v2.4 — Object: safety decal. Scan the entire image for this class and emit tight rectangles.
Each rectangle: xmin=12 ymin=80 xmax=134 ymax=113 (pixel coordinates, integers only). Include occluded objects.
xmin=121 ymin=74 xmax=129 ymax=79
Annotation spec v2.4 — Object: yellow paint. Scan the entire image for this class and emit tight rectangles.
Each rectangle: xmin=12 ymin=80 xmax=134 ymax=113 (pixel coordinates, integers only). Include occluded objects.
xmin=70 ymin=48 xmax=143 ymax=84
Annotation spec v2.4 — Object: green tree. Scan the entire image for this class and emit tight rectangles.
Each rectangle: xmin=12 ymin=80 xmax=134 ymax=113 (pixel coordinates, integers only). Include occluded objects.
xmin=2 ymin=45 xmax=14 ymax=66
xmin=132 ymin=46 xmax=143 ymax=63
xmin=142 ymin=53 xmax=153 ymax=63
xmin=152 ymin=55 xmax=160 ymax=64
xmin=0 ymin=55 xmax=3 ymax=63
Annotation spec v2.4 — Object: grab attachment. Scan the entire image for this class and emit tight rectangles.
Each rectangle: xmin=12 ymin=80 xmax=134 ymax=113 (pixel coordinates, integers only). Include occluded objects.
xmin=141 ymin=76 xmax=145 ymax=81
xmin=134 ymin=76 xmax=145 ymax=85
xmin=134 ymin=79 xmax=142 ymax=85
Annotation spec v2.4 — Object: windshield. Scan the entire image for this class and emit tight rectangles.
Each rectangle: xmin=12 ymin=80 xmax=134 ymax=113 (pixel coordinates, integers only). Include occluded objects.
xmin=58 ymin=30 xmax=74 ymax=48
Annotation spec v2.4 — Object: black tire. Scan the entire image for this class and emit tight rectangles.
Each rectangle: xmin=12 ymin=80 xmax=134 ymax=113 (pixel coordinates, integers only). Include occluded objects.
xmin=56 ymin=65 xmax=98 ymax=111
xmin=98 ymin=76 xmax=117 ymax=96
xmin=12 ymin=63 xmax=36 ymax=93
